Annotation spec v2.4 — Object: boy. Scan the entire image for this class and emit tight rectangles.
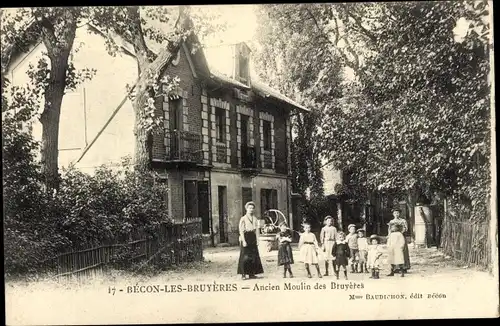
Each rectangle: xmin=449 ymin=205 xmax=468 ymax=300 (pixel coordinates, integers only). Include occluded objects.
xmin=345 ymin=224 xmax=359 ymax=273
xmin=356 ymin=229 xmax=369 ymax=273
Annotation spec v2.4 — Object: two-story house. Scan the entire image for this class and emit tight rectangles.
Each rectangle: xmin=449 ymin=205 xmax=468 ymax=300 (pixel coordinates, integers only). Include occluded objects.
xmin=5 ymin=22 xmax=309 ymax=246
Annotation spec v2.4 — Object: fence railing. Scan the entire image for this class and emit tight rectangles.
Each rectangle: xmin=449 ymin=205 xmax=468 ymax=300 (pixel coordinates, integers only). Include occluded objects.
xmin=440 ymin=219 xmax=491 ymax=269
xmin=166 ymin=130 xmax=203 ymax=163
xmin=42 ymin=219 xmax=203 ymax=281
xmin=241 ymin=145 xmax=258 ymax=169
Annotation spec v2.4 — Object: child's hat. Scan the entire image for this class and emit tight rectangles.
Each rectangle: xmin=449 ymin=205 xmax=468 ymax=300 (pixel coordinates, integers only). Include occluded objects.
xmin=348 ymin=224 xmax=356 ymax=230
xmin=324 ymin=215 xmax=333 ymax=221
xmin=370 ymin=234 xmax=380 ymax=241
xmin=357 ymin=228 xmax=365 ymax=233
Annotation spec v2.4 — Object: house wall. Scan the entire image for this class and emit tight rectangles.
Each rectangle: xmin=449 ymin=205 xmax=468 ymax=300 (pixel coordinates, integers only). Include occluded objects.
xmin=153 ymin=44 xmax=203 ymax=161
xmin=9 ymin=30 xmax=298 ymax=242
xmin=7 ymin=25 xmax=137 ymax=173
xmin=210 ymin=170 xmax=290 ymax=245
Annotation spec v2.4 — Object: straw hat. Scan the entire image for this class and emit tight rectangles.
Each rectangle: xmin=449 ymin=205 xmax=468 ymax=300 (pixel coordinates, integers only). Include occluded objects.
xmin=244 ymin=201 xmax=256 ymax=210
xmin=348 ymin=224 xmax=356 ymax=230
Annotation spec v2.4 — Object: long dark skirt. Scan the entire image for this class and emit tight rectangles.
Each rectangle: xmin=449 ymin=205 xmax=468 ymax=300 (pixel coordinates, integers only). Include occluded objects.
xmin=237 ymin=231 xmax=264 ymax=275
xmin=277 ymin=243 xmax=294 ymax=266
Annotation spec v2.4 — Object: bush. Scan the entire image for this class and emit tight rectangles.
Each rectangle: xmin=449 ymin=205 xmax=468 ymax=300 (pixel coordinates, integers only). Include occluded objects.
xmin=57 ymin=159 xmax=172 ymax=248
xmin=3 ymin=84 xmax=172 ymax=275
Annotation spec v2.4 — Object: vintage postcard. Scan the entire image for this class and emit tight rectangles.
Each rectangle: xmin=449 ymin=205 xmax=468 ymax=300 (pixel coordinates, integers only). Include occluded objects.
xmin=2 ymin=2 xmax=498 ymax=324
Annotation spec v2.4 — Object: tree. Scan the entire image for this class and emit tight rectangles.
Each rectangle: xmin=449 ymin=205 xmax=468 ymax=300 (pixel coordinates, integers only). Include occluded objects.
xmin=321 ymin=1 xmax=491 ymax=219
xmin=1 ymin=7 xmax=96 ymax=190
xmin=252 ymin=4 xmax=344 ymax=198
xmin=254 ymin=2 xmax=491 ymax=222
xmin=89 ymin=6 xmax=226 ymax=172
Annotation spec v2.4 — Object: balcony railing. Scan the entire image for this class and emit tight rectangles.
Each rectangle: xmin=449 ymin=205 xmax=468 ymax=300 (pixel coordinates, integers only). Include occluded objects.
xmin=167 ymin=130 xmax=203 ymax=163
xmin=241 ymin=145 xmax=258 ymax=170
xmin=215 ymin=143 xmax=227 ymax=163
xmin=263 ymin=151 xmax=273 ymax=169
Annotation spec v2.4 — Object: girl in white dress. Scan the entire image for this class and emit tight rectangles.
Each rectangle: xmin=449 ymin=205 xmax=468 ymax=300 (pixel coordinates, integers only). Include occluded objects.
xmin=367 ymin=234 xmax=383 ymax=279
xmin=298 ymin=222 xmax=322 ymax=278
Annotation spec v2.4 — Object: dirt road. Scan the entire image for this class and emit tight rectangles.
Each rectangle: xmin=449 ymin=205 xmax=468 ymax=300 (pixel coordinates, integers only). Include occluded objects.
xmin=6 ymin=244 xmax=498 ymax=324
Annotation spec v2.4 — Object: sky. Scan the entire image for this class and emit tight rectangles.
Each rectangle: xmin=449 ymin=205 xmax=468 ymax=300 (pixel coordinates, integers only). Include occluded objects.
xmin=196 ymin=4 xmax=259 ymax=78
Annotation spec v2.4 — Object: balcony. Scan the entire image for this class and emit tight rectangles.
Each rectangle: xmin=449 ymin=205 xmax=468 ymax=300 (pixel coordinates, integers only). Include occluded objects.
xmin=241 ymin=145 xmax=260 ymax=175
xmin=263 ymin=151 xmax=273 ymax=169
xmin=166 ymin=130 xmax=203 ymax=166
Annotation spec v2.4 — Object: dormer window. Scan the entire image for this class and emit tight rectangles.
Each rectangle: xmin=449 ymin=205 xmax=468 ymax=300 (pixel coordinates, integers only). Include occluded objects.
xmin=239 ymin=56 xmax=249 ymax=83
xmin=234 ymin=42 xmax=251 ymax=86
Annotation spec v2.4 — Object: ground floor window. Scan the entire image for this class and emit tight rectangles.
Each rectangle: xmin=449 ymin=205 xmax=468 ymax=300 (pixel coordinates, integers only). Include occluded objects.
xmin=242 ymin=187 xmax=253 ymax=214
xmin=260 ymin=188 xmax=278 ymax=215
xmin=184 ymin=180 xmax=199 ymax=219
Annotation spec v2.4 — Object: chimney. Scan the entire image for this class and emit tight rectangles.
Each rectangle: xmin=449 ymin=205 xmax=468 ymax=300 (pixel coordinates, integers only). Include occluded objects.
xmin=233 ymin=42 xmax=251 ymax=86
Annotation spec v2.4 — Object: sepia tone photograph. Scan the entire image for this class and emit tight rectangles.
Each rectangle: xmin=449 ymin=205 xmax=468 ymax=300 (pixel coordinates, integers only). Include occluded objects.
xmin=2 ymin=2 xmax=498 ymax=324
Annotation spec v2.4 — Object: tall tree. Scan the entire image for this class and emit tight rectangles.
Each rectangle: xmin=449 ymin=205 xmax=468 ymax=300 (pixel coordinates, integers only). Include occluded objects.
xmin=1 ymin=7 xmax=95 ymax=190
xmin=89 ymin=6 xmax=225 ymax=172
xmin=252 ymin=4 xmax=344 ymax=197
xmin=254 ymin=2 xmax=491 ymax=221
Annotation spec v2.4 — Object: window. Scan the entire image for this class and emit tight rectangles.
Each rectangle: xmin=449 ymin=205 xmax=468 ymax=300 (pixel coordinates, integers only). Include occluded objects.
xmin=240 ymin=115 xmax=249 ymax=145
xmin=184 ymin=180 xmax=199 ymax=219
xmin=239 ymin=56 xmax=249 ymax=82
xmin=215 ymin=107 xmax=225 ymax=143
xmin=242 ymin=187 xmax=253 ymax=214
xmin=260 ymin=188 xmax=278 ymax=215
xmin=156 ymin=178 xmax=169 ymax=208
xmin=263 ymin=120 xmax=272 ymax=151
xmin=169 ymin=99 xmax=182 ymax=131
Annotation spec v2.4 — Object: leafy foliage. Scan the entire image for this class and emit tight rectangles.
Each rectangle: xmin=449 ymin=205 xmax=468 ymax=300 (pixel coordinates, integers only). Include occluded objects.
xmin=254 ymin=2 xmax=492 ymax=223
xmin=2 ymin=7 xmax=97 ymax=189
xmin=88 ymin=6 xmax=227 ymax=171
xmin=253 ymin=4 xmax=344 ymax=199
xmin=3 ymin=86 xmax=172 ymax=275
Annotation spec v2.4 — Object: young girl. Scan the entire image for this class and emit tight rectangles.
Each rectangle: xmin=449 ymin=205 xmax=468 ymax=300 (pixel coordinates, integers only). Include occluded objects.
xmin=386 ymin=223 xmax=406 ymax=277
xmin=367 ymin=234 xmax=383 ymax=279
xmin=276 ymin=222 xmax=294 ymax=278
xmin=345 ymin=224 xmax=359 ymax=273
xmin=356 ymin=229 xmax=369 ymax=273
xmin=298 ymin=222 xmax=322 ymax=278
xmin=332 ymin=231 xmax=350 ymax=280
xmin=320 ymin=215 xmax=338 ymax=276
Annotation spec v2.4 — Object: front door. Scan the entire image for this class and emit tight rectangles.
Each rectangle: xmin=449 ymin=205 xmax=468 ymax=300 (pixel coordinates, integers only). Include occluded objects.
xmin=218 ymin=186 xmax=228 ymax=243
xmin=198 ymin=181 xmax=210 ymax=234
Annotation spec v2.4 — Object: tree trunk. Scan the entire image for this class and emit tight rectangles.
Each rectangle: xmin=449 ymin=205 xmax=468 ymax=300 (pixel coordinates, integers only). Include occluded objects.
xmin=406 ymin=188 xmax=418 ymax=242
xmin=38 ymin=11 xmax=77 ymax=190
xmin=39 ymin=49 xmax=73 ymax=190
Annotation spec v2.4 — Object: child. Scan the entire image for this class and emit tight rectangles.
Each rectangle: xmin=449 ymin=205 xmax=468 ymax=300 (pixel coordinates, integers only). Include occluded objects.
xmin=367 ymin=234 xmax=383 ymax=279
xmin=320 ymin=215 xmax=338 ymax=276
xmin=345 ymin=224 xmax=359 ymax=273
xmin=356 ymin=229 xmax=369 ymax=273
xmin=386 ymin=222 xmax=406 ymax=277
xmin=276 ymin=222 xmax=294 ymax=278
xmin=298 ymin=222 xmax=322 ymax=278
xmin=332 ymin=231 xmax=350 ymax=280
